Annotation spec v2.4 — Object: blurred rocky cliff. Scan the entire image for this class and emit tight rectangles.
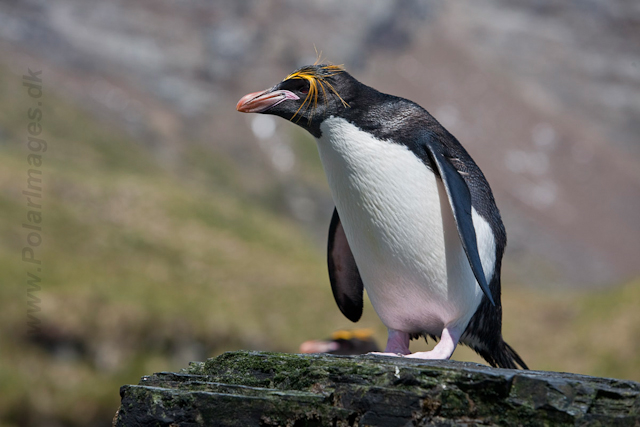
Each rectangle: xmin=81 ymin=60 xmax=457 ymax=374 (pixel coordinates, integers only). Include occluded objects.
xmin=2 ymin=0 xmax=639 ymax=287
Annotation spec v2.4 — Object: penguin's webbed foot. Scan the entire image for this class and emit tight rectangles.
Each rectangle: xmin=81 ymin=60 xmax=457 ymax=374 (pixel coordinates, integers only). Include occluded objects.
xmin=404 ymin=349 xmax=451 ymax=359
xmin=381 ymin=328 xmax=411 ymax=355
xmin=371 ymin=326 xmax=462 ymax=360
xmin=368 ymin=351 xmax=404 ymax=357
xmin=405 ymin=327 xmax=460 ymax=360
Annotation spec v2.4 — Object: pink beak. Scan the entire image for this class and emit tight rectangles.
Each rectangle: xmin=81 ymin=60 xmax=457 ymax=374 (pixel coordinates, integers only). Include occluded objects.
xmin=299 ymin=340 xmax=340 ymax=354
xmin=236 ymin=89 xmax=299 ymax=113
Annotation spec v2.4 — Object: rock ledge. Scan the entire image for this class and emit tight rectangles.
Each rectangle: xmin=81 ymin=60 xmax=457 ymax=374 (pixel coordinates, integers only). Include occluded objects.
xmin=114 ymin=350 xmax=640 ymax=426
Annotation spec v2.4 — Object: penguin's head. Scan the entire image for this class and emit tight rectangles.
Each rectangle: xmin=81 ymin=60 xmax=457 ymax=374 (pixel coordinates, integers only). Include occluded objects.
xmin=237 ymin=64 xmax=354 ymax=136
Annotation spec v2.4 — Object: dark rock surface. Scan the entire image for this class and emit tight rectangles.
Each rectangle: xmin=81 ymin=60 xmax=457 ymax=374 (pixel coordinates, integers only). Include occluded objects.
xmin=114 ymin=350 xmax=640 ymax=426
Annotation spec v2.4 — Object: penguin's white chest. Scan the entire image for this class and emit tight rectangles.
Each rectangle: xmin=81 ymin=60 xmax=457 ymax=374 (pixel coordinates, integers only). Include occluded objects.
xmin=317 ymin=117 xmax=489 ymax=335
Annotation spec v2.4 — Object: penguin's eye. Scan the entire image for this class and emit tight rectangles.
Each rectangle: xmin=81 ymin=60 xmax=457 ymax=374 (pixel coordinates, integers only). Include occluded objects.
xmin=291 ymin=80 xmax=309 ymax=95
xmin=281 ymin=78 xmax=311 ymax=97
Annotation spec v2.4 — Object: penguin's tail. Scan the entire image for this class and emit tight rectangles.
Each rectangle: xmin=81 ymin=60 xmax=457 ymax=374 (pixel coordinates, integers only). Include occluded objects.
xmin=476 ymin=339 xmax=529 ymax=370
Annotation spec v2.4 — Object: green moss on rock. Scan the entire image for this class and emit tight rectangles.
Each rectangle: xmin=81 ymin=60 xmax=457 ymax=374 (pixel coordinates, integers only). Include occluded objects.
xmin=114 ymin=351 xmax=640 ymax=426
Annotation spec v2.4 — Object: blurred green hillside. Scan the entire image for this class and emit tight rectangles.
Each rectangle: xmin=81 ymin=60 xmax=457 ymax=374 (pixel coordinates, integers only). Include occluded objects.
xmin=0 ymin=68 xmax=376 ymax=425
xmin=1 ymin=66 xmax=640 ymax=427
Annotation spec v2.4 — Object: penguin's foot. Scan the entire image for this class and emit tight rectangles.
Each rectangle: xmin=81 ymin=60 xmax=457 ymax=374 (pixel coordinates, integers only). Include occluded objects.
xmin=369 ymin=327 xmax=462 ymax=360
xmin=404 ymin=350 xmax=451 ymax=359
xmin=368 ymin=352 xmax=404 ymax=357
xmin=405 ymin=327 xmax=460 ymax=360
xmin=378 ymin=328 xmax=411 ymax=355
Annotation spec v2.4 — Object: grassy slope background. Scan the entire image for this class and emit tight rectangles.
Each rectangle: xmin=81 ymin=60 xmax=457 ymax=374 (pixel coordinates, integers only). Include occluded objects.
xmin=1 ymin=68 xmax=639 ymax=426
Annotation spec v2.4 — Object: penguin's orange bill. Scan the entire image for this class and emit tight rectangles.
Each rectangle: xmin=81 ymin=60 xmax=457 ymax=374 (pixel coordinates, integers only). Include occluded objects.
xmin=236 ymin=90 xmax=300 ymax=113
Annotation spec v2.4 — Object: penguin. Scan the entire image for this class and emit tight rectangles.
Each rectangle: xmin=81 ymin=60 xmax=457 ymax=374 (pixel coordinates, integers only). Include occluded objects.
xmin=237 ymin=64 xmax=528 ymax=369
xmin=299 ymin=329 xmax=380 ymax=355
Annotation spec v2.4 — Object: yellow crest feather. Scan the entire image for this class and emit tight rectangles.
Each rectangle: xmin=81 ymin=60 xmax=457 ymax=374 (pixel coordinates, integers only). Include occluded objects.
xmin=283 ymin=64 xmax=350 ymax=122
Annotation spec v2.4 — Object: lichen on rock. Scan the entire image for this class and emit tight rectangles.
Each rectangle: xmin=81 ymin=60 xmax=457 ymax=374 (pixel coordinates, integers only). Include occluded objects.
xmin=114 ymin=350 xmax=640 ymax=426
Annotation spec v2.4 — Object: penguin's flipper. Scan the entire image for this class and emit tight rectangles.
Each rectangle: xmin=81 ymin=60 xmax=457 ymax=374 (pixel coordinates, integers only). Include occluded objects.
xmin=422 ymin=135 xmax=496 ymax=306
xmin=328 ymin=207 xmax=364 ymax=322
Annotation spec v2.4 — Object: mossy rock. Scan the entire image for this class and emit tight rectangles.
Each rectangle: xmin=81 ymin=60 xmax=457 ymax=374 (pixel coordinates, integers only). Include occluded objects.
xmin=114 ymin=350 xmax=640 ymax=426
